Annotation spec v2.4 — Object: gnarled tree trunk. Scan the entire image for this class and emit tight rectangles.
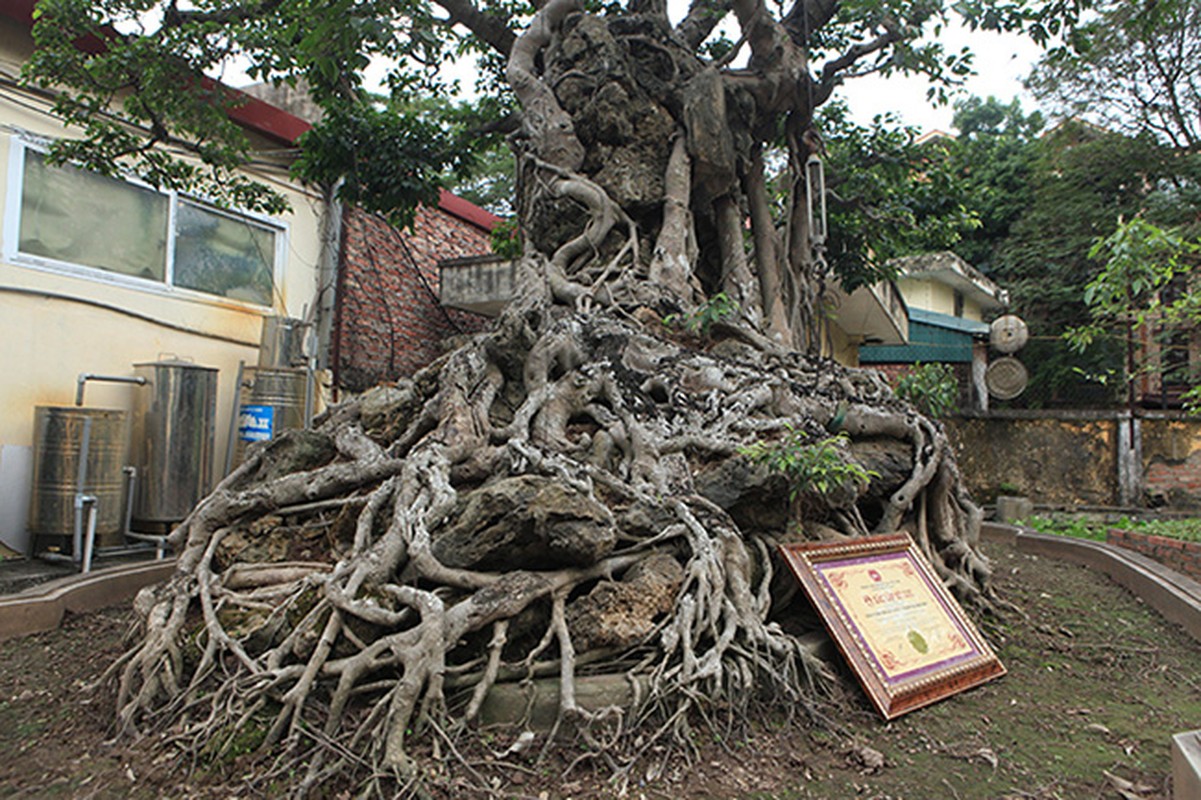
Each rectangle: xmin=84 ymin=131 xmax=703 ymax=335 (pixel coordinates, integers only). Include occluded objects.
xmin=110 ymin=0 xmax=996 ymax=795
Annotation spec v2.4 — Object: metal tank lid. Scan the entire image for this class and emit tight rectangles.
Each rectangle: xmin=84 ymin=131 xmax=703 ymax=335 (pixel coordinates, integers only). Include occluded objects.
xmin=133 ymin=356 xmax=218 ymax=371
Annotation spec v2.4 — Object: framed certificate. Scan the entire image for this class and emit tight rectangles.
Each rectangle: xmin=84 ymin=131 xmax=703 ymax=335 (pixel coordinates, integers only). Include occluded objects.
xmin=779 ymin=533 xmax=1005 ymax=719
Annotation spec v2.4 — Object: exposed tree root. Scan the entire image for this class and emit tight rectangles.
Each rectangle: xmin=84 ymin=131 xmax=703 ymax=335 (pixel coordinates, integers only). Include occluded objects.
xmin=112 ymin=294 xmax=998 ymax=797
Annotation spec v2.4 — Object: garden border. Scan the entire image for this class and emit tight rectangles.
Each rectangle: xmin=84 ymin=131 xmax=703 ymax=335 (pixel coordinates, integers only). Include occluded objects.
xmin=0 ymin=559 xmax=176 ymax=642
xmin=981 ymin=522 xmax=1201 ymax=644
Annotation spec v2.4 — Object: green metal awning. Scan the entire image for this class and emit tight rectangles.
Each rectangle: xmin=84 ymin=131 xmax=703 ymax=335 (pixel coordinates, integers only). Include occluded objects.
xmin=858 ymin=309 xmax=986 ymax=364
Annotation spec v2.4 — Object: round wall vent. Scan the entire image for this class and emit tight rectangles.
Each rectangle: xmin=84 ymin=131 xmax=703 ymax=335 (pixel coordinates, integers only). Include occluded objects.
xmin=990 ymin=315 xmax=1029 ymax=354
xmin=985 ymin=357 xmax=1029 ymax=400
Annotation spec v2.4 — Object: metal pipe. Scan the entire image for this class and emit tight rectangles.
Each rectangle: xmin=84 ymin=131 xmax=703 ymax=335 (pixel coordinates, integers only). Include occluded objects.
xmin=124 ymin=531 xmax=168 ymax=560
xmin=121 ymin=466 xmax=137 ymax=538
xmin=303 ymin=361 xmax=315 ymax=430
xmin=224 ymin=360 xmax=247 ymax=476
xmin=81 ymin=497 xmax=98 ymax=573
xmin=76 ymin=373 xmax=147 ymax=406
xmin=96 ymin=541 xmax=160 ymax=556
xmin=122 ymin=461 xmax=170 ymax=559
xmin=72 ymin=417 xmax=93 ymax=567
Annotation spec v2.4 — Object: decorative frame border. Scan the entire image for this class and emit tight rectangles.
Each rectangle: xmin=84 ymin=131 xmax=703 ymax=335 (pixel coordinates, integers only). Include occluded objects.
xmin=779 ymin=533 xmax=1005 ymax=719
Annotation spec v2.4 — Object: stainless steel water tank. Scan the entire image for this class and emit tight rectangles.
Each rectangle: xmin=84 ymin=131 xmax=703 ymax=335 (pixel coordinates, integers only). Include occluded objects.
xmin=28 ymin=406 xmax=128 ymax=553
xmin=258 ymin=316 xmax=305 ymax=368
xmin=131 ymin=358 xmax=218 ymax=527
xmin=232 ymin=366 xmax=309 ymax=465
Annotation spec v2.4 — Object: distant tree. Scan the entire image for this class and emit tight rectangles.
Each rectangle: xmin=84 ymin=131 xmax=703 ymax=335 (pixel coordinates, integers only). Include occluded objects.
xmin=945 ymin=96 xmax=1043 ymax=272
xmin=820 ymin=103 xmax=981 ymax=292
xmin=1067 ymin=218 xmax=1201 ymax=410
xmin=1027 ymin=0 xmax=1201 ymax=151
xmin=992 ymin=121 xmax=1180 ymax=406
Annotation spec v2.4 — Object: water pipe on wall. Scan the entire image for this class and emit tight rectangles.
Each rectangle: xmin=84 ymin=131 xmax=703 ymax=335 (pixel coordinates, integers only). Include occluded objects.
xmin=75 ymin=373 xmax=147 ymax=406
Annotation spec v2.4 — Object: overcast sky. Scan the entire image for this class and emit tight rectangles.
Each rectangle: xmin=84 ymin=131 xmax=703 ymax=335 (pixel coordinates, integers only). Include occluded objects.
xmin=836 ymin=23 xmax=1046 ymax=133
xmin=240 ymin=13 xmax=1049 ymax=137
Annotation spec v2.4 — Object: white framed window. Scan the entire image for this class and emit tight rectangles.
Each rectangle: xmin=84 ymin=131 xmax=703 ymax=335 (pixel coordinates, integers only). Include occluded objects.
xmin=4 ymin=137 xmax=286 ymax=309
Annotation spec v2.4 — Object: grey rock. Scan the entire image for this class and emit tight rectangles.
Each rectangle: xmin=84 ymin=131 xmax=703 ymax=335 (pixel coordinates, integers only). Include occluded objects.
xmin=567 ymin=553 xmax=683 ymax=651
xmin=433 ymin=476 xmax=615 ymax=571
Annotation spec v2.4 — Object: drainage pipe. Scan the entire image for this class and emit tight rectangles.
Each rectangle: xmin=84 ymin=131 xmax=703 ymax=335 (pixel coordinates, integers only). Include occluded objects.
xmin=80 ymin=496 xmax=98 ymax=574
xmin=117 ymin=466 xmax=168 ymax=559
xmin=71 ymin=417 xmax=93 ymax=568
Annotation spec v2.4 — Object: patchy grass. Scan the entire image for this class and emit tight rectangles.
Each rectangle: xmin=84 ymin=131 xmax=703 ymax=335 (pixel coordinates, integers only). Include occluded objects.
xmin=1019 ymin=513 xmax=1201 ymax=544
xmin=1120 ymin=517 xmax=1201 ymax=543
xmin=1017 ymin=514 xmax=1109 ymax=541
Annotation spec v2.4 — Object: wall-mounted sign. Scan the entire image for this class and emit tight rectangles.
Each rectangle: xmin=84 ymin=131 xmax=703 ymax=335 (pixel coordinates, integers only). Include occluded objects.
xmin=237 ymin=404 xmax=275 ymax=443
xmin=779 ymin=533 xmax=1005 ymax=719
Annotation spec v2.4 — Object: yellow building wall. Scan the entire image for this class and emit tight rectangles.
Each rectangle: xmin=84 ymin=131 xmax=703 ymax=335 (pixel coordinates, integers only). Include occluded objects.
xmin=962 ymin=297 xmax=985 ymax=322
xmin=895 ymin=276 xmax=987 ymax=322
xmin=896 ymin=277 xmax=950 ymax=316
xmin=824 ymin=319 xmax=859 ymax=366
xmin=0 ymin=33 xmax=327 ymax=551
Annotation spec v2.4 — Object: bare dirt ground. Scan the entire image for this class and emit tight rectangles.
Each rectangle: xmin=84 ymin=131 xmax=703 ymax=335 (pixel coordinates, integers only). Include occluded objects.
xmin=1 ymin=538 xmax=1198 ymax=799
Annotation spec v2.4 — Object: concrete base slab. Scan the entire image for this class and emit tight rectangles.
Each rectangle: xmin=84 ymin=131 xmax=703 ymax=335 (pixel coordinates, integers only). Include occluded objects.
xmin=0 ymin=558 xmax=75 ymax=594
xmin=1173 ymin=730 xmax=1201 ymax=800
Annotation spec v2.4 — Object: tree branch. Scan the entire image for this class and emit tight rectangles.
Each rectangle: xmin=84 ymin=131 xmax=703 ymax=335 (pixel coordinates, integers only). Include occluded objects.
xmin=781 ymin=0 xmax=840 ymax=46
xmin=432 ymin=0 xmax=518 ymax=56
xmin=675 ymin=0 xmax=734 ymax=52
xmin=816 ymin=24 xmax=903 ymax=102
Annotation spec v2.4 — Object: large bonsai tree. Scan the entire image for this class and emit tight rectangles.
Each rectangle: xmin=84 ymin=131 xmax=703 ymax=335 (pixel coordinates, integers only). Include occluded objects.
xmin=25 ymin=0 xmax=1079 ymax=794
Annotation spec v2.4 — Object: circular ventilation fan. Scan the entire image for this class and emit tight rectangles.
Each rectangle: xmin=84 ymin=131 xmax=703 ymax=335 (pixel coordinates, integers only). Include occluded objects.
xmin=990 ymin=315 xmax=1029 ymax=354
xmin=985 ymin=356 xmax=1029 ymax=400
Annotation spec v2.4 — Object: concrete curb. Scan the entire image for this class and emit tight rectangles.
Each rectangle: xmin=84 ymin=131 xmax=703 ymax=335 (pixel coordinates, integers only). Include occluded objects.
xmin=0 ymin=559 xmax=176 ymax=642
xmin=1174 ymin=730 xmax=1201 ymax=800
xmin=981 ymin=522 xmax=1201 ymax=644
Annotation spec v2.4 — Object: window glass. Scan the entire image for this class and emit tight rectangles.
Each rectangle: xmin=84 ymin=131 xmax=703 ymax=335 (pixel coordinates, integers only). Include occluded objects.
xmin=18 ymin=149 xmax=169 ymax=282
xmin=173 ymin=200 xmax=276 ymax=306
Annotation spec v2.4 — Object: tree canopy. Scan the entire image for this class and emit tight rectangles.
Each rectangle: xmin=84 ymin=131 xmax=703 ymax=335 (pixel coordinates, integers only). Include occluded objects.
xmin=25 ymin=0 xmax=1088 ymax=349
xmin=1027 ymin=0 xmax=1201 ymax=151
xmin=987 ymin=120 xmax=1189 ymax=405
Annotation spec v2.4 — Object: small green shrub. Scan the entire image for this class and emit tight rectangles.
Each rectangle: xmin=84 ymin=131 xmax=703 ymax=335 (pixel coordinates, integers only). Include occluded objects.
xmin=1115 ymin=517 xmax=1201 ymax=543
xmin=1017 ymin=514 xmax=1107 ymax=542
xmin=664 ymin=293 xmax=738 ymax=337
xmin=1017 ymin=514 xmax=1201 ymax=544
xmin=490 ymin=218 xmax=521 ymax=259
xmin=741 ymin=429 xmax=878 ymax=501
xmin=893 ymin=362 xmax=958 ymax=418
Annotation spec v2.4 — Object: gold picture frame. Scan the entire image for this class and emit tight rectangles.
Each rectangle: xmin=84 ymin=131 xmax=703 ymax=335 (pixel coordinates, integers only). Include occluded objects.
xmin=779 ymin=533 xmax=1005 ymax=719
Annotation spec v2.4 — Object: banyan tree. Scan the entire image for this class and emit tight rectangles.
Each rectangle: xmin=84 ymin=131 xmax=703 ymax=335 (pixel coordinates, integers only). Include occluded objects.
xmin=25 ymin=0 xmax=1067 ymax=793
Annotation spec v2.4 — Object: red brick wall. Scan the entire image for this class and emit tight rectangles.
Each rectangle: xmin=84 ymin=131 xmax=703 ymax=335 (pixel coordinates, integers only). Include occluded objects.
xmin=1107 ymin=528 xmax=1201 ymax=580
xmin=1142 ymin=417 xmax=1201 ymax=510
xmin=334 ymin=205 xmax=493 ymax=393
xmin=865 ymin=363 xmax=910 ymax=384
